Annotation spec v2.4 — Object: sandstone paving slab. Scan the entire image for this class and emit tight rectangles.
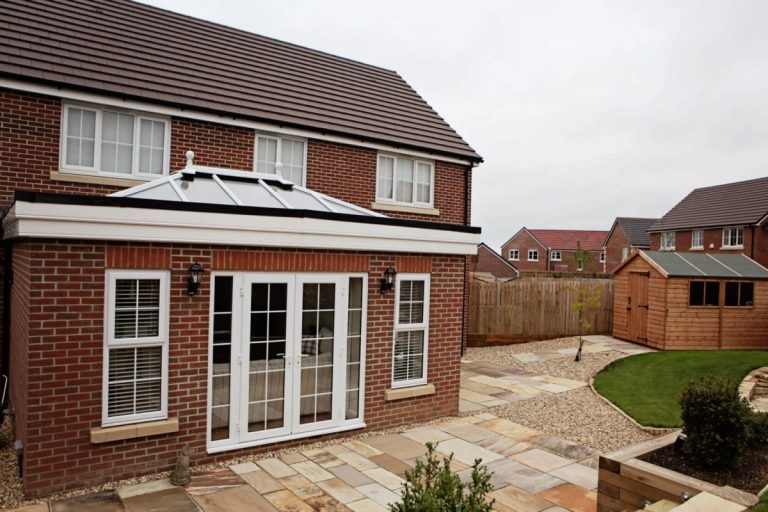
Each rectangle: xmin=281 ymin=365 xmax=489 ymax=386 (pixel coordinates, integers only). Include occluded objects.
xmin=481 ymin=457 xmax=537 ymax=490
xmin=239 ymin=469 xmax=284 ymax=494
xmin=335 ymin=450 xmax=380 ymax=471
xmin=460 ymin=399 xmax=485 ymax=412
xmin=344 ymin=439 xmax=383 ymax=458
xmin=8 ymin=505 xmax=48 ymax=512
xmin=191 ymin=485 xmax=278 ymax=512
xmin=441 ymin=422 xmax=500 ymax=443
xmin=51 ymin=491 xmax=125 ymax=512
xmin=262 ymin=489 xmax=315 ymax=512
xmin=435 ymin=438 xmax=503 ymax=466
xmin=513 ymin=353 xmax=545 ymax=363
xmin=369 ymin=454 xmax=412 ymax=478
xmin=480 ymin=398 xmax=509 ymax=407
xmin=401 ymin=426 xmax=454 ymax=444
xmin=476 ymin=412 xmax=498 ymax=420
xmin=279 ymin=474 xmax=325 ymax=499
xmin=513 ymin=449 xmax=572 ymax=472
xmin=492 ymin=390 xmax=534 ymax=402
xmin=549 ymin=463 xmax=598 ymax=490
xmin=475 ymin=436 xmax=531 ymax=457
xmin=347 ymin=498 xmax=388 ymax=512
xmin=528 ymin=435 xmax=597 ymax=461
xmin=479 ymin=418 xmax=542 ymax=442
xmin=491 ymin=463 xmax=565 ymax=495
xmin=461 ymin=380 xmax=509 ymax=395
xmin=317 ymin=478 xmax=365 ymax=504
xmin=302 ymin=448 xmax=345 ymax=468
xmin=185 ymin=469 xmax=244 ymax=496
xmin=364 ymin=434 xmax=428 ymax=461
xmin=538 ymin=483 xmax=597 ymax=512
xmin=530 ymin=382 xmax=571 ymax=394
xmin=325 ymin=444 xmax=353 ymax=456
xmin=460 ymin=388 xmax=499 ymax=403
xmin=304 ymin=494 xmax=350 ymax=512
xmin=228 ymin=462 xmax=260 ymax=475
xmin=281 ymin=452 xmax=308 ymax=464
xmin=329 ymin=464 xmax=375 ymax=488
xmin=118 ymin=479 xmax=175 ymax=499
xmin=291 ymin=460 xmax=335 ymax=482
xmin=536 ymin=375 xmax=587 ymax=389
xmin=355 ymin=483 xmax=401 ymax=509
xmin=489 ymin=484 xmax=554 ymax=512
xmin=541 ymin=506 xmax=571 ymax=512
xmin=256 ymin=457 xmax=298 ymax=478
xmin=362 ymin=468 xmax=406 ymax=490
xmin=123 ymin=488 xmax=200 ymax=512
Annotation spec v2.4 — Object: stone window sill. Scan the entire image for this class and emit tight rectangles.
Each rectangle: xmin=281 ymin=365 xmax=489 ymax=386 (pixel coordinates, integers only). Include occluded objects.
xmin=91 ymin=417 xmax=179 ymax=444
xmin=51 ymin=170 xmax=152 ymax=188
xmin=384 ymin=383 xmax=435 ymax=401
xmin=370 ymin=202 xmax=440 ymax=216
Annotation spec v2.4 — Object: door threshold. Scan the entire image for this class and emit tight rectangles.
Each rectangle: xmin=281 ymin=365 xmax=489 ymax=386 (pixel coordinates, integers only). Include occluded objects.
xmin=207 ymin=421 xmax=366 ymax=454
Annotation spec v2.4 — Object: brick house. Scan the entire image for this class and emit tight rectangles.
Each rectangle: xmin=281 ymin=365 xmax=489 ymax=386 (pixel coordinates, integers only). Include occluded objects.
xmin=647 ymin=176 xmax=768 ymax=267
xmin=501 ymin=228 xmax=608 ymax=273
xmin=471 ymin=243 xmax=519 ymax=279
xmin=603 ymin=217 xmax=658 ymax=273
xmin=0 ymin=0 xmax=482 ymax=497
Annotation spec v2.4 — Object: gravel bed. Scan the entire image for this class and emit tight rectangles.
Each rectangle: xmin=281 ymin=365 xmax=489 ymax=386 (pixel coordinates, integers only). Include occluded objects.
xmin=492 ymin=387 xmax=655 ymax=453
xmin=522 ymin=351 xmax=625 ymax=382
xmin=468 ymin=336 xmax=579 ymax=357
xmin=0 ymin=418 xmax=25 ymax=511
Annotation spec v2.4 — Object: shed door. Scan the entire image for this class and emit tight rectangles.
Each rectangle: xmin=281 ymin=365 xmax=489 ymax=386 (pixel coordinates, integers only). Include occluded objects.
xmin=627 ymin=272 xmax=649 ymax=343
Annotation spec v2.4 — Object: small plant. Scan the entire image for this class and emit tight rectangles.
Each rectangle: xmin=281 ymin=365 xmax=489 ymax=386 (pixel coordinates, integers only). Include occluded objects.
xmin=568 ymin=280 xmax=603 ymax=361
xmin=390 ymin=442 xmax=494 ymax=512
xmin=680 ymin=377 xmax=752 ymax=468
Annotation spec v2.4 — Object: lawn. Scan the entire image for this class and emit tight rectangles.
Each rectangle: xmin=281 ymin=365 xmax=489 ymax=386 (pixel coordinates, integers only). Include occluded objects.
xmin=593 ymin=350 xmax=768 ymax=427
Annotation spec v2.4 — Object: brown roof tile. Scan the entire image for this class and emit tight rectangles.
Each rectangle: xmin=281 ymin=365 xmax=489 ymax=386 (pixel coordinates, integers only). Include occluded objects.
xmin=528 ymin=229 xmax=609 ymax=251
xmin=0 ymin=0 xmax=481 ymax=162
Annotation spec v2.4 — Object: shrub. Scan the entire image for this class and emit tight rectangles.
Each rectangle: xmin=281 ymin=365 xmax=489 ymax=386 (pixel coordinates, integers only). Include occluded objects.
xmin=390 ymin=442 xmax=494 ymax=512
xmin=680 ymin=377 xmax=752 ymax=468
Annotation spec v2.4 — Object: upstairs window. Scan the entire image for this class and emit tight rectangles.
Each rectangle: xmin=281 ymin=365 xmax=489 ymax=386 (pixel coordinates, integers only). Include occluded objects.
xmin=600 ymin=251 xmax=606 ymax=263
xmin=254 ymin=135 xmax=306 ymax=185
xmin=528 ymin=250 xmax=538 ymax=261
xmin=508 ymin=249 xmax=519 ymax=261
xmin=621 ymin=247 xmax=629 ymax=261
xmin=691 ymin=230 xmax=704 ymax=249
xmin=689 ymin=281 xmax=719 ymax=307
xmin=722 ymin=227 xmax=744 ymax=248
xmin=550 ymin=251 xmax=561 ymax=261
xmin=62 ymin=103 xmax=169 ymax=178
xmin=725 ymin=281 xmax=754 ymax=307
xmin=377 ymin=155 xmax=433 ymax=207
xmin=660 ymin=232 xmax=676 ymax=251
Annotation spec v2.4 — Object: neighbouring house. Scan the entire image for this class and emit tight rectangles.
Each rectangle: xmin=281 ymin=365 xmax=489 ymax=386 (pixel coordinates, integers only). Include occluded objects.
xmin=647 ymin=176 xmax=768 ymax=267
xmin=603 ymin=217 xmax=658 ymax=273
xmin=0 ymin=0 xmax=482 ymax=496
xmin=612 ymin=250 xmax=768 ymax=350
xmin=471 ymin=243 xmax=519 ymax=280
xmin=501 ymin=228 xmax=608 ymax=273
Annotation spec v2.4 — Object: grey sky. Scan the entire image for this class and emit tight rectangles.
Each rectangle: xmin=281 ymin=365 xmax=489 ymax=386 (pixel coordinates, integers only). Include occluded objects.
xmin=144 ymin=0 xmax=768 ymax=250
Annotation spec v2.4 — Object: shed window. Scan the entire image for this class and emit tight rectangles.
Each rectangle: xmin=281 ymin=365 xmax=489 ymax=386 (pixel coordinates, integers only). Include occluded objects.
xmin=725 ymin=281 xmax=754 ymax=307
xmin=689 ymin=281 xmax=719 ymax=307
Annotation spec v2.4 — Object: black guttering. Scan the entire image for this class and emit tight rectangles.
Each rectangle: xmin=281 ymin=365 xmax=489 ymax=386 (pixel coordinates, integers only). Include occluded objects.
xmin=11 ymin=191 xmax=481 ymax=235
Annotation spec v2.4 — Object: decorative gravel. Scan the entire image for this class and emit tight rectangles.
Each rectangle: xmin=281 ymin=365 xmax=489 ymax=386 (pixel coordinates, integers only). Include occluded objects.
xmin=468 ymin=336 xmax=579 ymax=356
xmin=0 ymin=418 xmax=25 ymax=511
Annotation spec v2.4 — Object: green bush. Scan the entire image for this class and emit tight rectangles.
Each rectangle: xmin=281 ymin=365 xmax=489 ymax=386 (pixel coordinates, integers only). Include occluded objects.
xmin=680 ymin=377 xmax=752 ymax=468
xmin=390 ymin=442 xmax=494 ymax=512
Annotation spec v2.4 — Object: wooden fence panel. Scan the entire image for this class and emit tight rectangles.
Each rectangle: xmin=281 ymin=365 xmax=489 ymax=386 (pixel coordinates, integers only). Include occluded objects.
xmin=469 ymin=277 xmax=614 ymax=345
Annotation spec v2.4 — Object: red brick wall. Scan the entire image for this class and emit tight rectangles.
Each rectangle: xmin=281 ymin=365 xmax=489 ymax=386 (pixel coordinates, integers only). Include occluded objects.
xmin=501 ymin=231 xmax=547 ymax=272
xmin=472 ymin=245 xmax=518 ymax=278
xmin=649 ymin=227 xmax=763 ymax=265
xmin=11 ymin=241 xmax=465 ymax=496
xmin=553 ymin=249 xmax=605 ymax=273
xmin=169 ymin=119 xmax=254 ymax=171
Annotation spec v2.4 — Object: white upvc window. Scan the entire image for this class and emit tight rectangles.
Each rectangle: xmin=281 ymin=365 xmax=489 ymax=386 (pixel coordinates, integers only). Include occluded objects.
xmin=376 ymin=154 xmax=434 ymax=207
xmin=550 ymin=251 xmax=561 ymax=261
xmin=254 ymin=134 xmax=307 ymax=186
xmin=392 ymin=274 xmax=430 ymax=388
xmin=600 ymin=251 xmax=606 ymax=263
xmin=528 ymin=250 xmax=538 ymax=261
xmin=722 ymin=226 xmax=744 ymax=248
xmin=103 ymin=270 xmax=170 ymax=427
xmin=508 ymin=249 xmax=519 ymax=261
xmin=621 ymin=247 xmax=629 ymax=261
xmin=660 ymin=232 xmax=676 ymax=251
xmin=691 ymin=230 xmax=704 ymax=249
xmin=62 ymin=103 xmax=170 ymax=179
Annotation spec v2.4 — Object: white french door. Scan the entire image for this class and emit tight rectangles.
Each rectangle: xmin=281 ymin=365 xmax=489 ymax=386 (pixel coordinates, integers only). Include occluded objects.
xmin=208 ymin=273 xmax=365 ymax=452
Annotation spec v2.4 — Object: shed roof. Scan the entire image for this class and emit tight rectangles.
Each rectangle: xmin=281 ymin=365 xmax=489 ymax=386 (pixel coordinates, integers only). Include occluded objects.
xmin=649 ymin=176 xmax=768 ymax=232
xmin=606 ymin=217 xmax=657 ymax=247
xmin=528 ymin=229 xmax=608 ymax=251
xmin=0 ymin=0 xmax=481 ymax=162
xmin=640 ymin=251 xmax=768 ymax=279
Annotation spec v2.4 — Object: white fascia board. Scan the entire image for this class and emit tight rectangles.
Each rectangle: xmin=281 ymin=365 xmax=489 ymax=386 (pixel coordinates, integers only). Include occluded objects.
xmin=0 ymin=78 xmax=476 ymax=167
xmin=4 ymin=201 xmax=480 ymax=256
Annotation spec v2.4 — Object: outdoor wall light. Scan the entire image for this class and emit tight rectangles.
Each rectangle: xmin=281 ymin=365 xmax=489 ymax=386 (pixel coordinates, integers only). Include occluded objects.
xmin=187 ymin=262 xmax=205 ymax=296
xmin=380 ymin=267 xmax=397 ymax=294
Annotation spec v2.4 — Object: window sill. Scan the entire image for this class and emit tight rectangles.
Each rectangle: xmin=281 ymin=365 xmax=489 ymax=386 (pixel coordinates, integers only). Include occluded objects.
xmin=370 ymin=202 xmax=440 ymax=216
xmin=91 ymin=417 xmax=178 ymax=444
xmin=690 ymin=247 xmax=704 ymax=250
xmin=720 ymin=246 xmax=744 ymax=251
xmin=52 ymin=171 xmax=153 ymax=188
xmin=385 ymin=383 xmax=435 ymax=401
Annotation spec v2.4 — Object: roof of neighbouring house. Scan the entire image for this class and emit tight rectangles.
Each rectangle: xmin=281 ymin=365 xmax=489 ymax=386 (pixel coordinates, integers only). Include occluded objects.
xmin=605 ymin=217 xmax=658 ymax=248
xmin=0 ymin=0 xmax=481 ymax=162
xmin=627 ymin=251 xmax=768 ymax=279
xmin=474 ymin=243 xmax=519 ymax=277
xmin=649 ymin=176 xmax=768 ymax=232
xmin=528 ymin=229 xmax=609 ymax=251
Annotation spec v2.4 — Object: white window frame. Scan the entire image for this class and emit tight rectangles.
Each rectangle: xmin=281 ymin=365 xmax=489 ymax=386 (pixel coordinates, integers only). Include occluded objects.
xmin=528 ymin=250 xmax=539 ymax=261
xmin=660 ymin=232 xmax=676 ymax=251
xmin=102 ymin=270 xmax=170 ymax=427
xmin=61 ymin=102 xmax=171 ymax=180
xmin=722 ymin=226 xmax=744 ymax=249
xmin=376 ymin=153 xmax=435 ymax=208
xmin=691 ymin=230 xmax=704 ymax=249
xmin=600 ymin=251 xmax=606 ymax=263
xmin=550 ymin=251 xmax=561 ymax=261
xmin=508 ymin=249 xmax=519 ymax=261
xmin=252 ymin=133 xmax=308 ymax=187
xmin=391 ymin=273 xmax=430 ymax=389
xmin=621 ymin=247 xmax=629 ymax=261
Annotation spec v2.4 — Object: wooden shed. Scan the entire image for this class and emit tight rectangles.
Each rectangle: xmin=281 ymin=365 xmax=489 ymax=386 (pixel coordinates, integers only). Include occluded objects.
xmin=613 ymin=250 xmax=768 ymax=349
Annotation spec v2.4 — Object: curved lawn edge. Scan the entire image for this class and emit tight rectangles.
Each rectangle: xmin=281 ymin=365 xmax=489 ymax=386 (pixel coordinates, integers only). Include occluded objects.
xmin=593 ymin=350 xmax=768 ymax=428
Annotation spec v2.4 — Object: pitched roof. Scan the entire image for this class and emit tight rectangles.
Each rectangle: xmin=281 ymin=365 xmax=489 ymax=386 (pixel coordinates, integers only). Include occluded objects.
xmin=528 ymin=229 xmax=608 ymax=251
xmin=649 ymin=176 xmax=768 ymax=232
xmin=636 ymin=251 xmax=768 ymax=280
xmin=0 ymin=0 xmax=481 ymax=162
xmin=606 ymin=217 xmax=658 ymax=248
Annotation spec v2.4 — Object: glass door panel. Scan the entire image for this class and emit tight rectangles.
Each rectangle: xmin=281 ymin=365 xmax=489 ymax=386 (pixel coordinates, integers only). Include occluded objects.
xmin=298 ymin=283 xmax=335 ymax=425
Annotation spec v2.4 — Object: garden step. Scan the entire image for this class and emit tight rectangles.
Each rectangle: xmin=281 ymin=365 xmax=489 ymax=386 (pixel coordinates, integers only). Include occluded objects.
xmin=667 ymin=491 xmax=747 ymax=511
xmin=641 ymin=499 xmax=678 ymax=511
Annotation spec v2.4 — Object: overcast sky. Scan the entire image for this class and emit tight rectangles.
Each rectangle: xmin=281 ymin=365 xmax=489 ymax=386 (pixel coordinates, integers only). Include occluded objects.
xmin=144 ymin=0 xmax=768 ymax=250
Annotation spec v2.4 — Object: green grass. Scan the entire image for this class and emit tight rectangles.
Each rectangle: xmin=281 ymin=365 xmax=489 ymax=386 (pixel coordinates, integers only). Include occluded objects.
xmin=593 ymin=350 xmax=768 ymax=427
